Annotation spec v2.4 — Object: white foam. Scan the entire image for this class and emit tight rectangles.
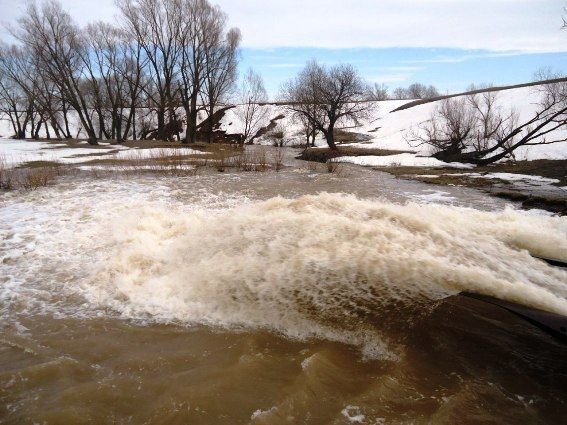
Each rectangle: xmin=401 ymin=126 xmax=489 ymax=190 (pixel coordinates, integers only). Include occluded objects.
xmin=1 ymin=189 xmax=566 ymax=358
xmin=341 ymin=406 xmax=366 ymax=423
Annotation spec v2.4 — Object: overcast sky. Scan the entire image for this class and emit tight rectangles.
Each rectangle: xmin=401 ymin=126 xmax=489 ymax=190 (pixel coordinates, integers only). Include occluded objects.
xmin=1 ymin=0 xmax=566 ymax=94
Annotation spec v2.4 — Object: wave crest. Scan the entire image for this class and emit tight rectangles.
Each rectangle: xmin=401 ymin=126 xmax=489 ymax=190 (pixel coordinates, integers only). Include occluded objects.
xmin=83 ymin=193 xmax=567 ymax=356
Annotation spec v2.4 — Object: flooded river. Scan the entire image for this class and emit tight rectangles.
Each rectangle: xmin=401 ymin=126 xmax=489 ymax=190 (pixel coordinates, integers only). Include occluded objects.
xmin=1 ymin=156 xmax=566 ymax=424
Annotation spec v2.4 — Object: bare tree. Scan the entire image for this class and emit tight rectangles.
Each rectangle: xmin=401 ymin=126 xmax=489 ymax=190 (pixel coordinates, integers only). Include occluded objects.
xmin=200 ymin=25 xmax=241 ymax=143
xmin=408 ymin=97 xmax=476 ymax=159
xmin=392 ymin=83 xmax=439 ymax=100
xmin=409 ymin=80 xmax=567 ymax=164
xmin=370 ymin=83 xmax=389 ymax=101
xmin=236 ymin=68 xmax=268 ymax=143
xmin=177 ymin=0 xmax=238 ymax=144
xmin=0 ymin=42 xmax=70 ymax=140
xmin=391 ymin=87 xmax=407 ymax=100
xmin=117 ymin=0 xmax=182 ymax=140
xmin=177 ymin=0 xmax=205 ymax=144
xmin=84 ymin=22 xmax=146 ymax=142
xmin=0 ymin=45 xmax=33 ymax=138
xmin=295 ymin=110 xmax=319 ymax=148
xmin=281 ymin=60 xmax=372 ymax=150
xmin=13 ymin=1 xmax=99 ymax=143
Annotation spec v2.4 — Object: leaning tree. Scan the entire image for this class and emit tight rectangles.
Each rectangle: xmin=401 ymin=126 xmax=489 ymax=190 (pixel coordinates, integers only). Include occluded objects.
xmin=408 ymin=78 xmax=567 ymax=165
xmin=281 ymin=60 xmax=372 ymax=150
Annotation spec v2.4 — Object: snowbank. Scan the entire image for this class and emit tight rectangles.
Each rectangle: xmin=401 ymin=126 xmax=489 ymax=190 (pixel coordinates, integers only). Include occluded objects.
xmin=0 ymin=139 xmax=208 ymax=168
xmin=0 ymin=139 xmax=129 ymax=167
xmin=334 ymin=153 xmax=474 ymax=169
xmin=216 ymin=86 xmax=567 ymax=161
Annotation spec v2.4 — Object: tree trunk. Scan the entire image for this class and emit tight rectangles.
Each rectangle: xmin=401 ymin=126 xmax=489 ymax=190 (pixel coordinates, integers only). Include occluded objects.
xmin=8 ymin=114 xmax=18 ymax=138
xmin=326 ymin=124 xmax=337 ymax=150
xmin=34 ymin=120 xmax=42 ymax=139
xmin=62 ymin=103 xmax=72 ymax=139
xmin=157 ymin=108 xmax=165 ymax=140
xmin=132 ymin=109 xmax=137 ymax=141
xmin=52 ymin=121 xmax=61 ymax=139
xmin=206 ymin=104 xmax=214 ymax=144
xmin=186 ymin=91 xmax=199 ymax=144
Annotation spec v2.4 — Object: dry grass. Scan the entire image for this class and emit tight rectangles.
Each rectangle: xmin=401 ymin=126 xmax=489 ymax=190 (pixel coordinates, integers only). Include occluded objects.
xmin=76 ymin=143 xmax=280 ymax=175
xmin=215 ymin=155 xmax=228 ymax=172
xmin=385 ymin=159 xmax=567 ymax=186
xmin=79 ymin=147 xmax=222 ymax=176
xmin=0 ymin=156 xmax=15 ymax=190
xmin=271 ymin=148 xmax=286 ymax=172
xmin=1 ymin=156 xmax=64 ymax=190
xmin=334 ymin=129 xmax=362 ymax=144
xmin=20 ymin=166 xmax=61 ymax=190
xmin=80 ymin=144 xmax=279 ymax=175
xmin=305 ymin=161 xmax=320 ymax=172
xmin=326 ymin=160 xmax=340 ymax=173
xmin=326 ymin=160 xmax=350 ymax=177
xmin=231 ymin=148 xmax=269 ymax=172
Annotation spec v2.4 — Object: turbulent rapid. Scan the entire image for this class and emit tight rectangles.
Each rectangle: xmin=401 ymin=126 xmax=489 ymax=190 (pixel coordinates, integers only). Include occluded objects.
xmin=83 ymin=193 xmax=567 ymax=356
xmin=3 ymin=179 xmax=567 ymax=354
xmin=1 ymin=170 xmax=567 ymax=423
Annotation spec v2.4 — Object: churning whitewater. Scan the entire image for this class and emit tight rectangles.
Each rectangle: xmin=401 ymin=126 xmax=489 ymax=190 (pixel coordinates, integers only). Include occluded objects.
xmin=2 ymin=180 xmax=566 ymax=358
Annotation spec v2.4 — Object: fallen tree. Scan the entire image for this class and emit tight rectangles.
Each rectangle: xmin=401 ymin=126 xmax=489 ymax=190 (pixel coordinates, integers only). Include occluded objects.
xmin=408 ymin=79 xmax=567 ymax=165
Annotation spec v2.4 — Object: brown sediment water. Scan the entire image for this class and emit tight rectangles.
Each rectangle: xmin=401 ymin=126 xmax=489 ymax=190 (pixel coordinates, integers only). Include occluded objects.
xmin=1 ymin=158 xmax=566 ymax=424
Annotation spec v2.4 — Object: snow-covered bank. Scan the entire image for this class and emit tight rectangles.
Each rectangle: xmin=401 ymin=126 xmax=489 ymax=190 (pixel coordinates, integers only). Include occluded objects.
xmin=0 ymin=139 xmax=128 ymax=167
xmin=0 ymin=139 xmax=208 ymax=168
xmin=333 ymin=153 xmax=474 ymax=169
xmin=216 ymin=85 xmax=566 ymax=163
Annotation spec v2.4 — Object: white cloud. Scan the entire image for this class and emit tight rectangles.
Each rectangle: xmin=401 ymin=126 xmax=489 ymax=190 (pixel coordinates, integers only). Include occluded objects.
xmin=0 ymin=0 xmax=566 ymax=52
xmin=216 ymin=0 xmax=567 ymax=52
xmin=367 ymin=66 xmax=424 ymax=83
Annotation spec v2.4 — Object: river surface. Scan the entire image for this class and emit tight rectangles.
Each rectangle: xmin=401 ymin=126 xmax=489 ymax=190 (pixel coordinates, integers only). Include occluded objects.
xmin=1 ymin=152 xmax=566 ymax=424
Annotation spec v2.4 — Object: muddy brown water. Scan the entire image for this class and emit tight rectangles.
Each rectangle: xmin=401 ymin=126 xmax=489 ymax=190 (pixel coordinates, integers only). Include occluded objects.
xmin=1 ymin=150 xmax=566 ymax=424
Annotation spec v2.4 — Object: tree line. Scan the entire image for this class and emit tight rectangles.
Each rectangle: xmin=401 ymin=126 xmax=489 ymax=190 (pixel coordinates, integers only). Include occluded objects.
xmin=370 ymin=82 xmax=440 ymax=101
xmin=0 ymin=0 xmax=240 ymax=145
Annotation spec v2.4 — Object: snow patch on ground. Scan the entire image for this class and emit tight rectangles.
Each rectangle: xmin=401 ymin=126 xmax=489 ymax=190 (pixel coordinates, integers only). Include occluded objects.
xmin=334 ymin=153 xmax=474 ymax=169
xmin=416 ymin=172 xmax=561 ymax=185
xmin=0 ymin=139 xmax=124 ymax=167
xmin=251 ymin=406 xmax=278 ymax=420
xmin=473 ymin=173 xmax=560 ymax=184
xmin=113 ymin=147 xmax=208 ymax=160
xmin=0 ymin=139 xmax=209 ymax=168
xmin=77 ymin=164 xmax=197 ymax=172
xmin=407 ymin=190 xmax=457 ymax=204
